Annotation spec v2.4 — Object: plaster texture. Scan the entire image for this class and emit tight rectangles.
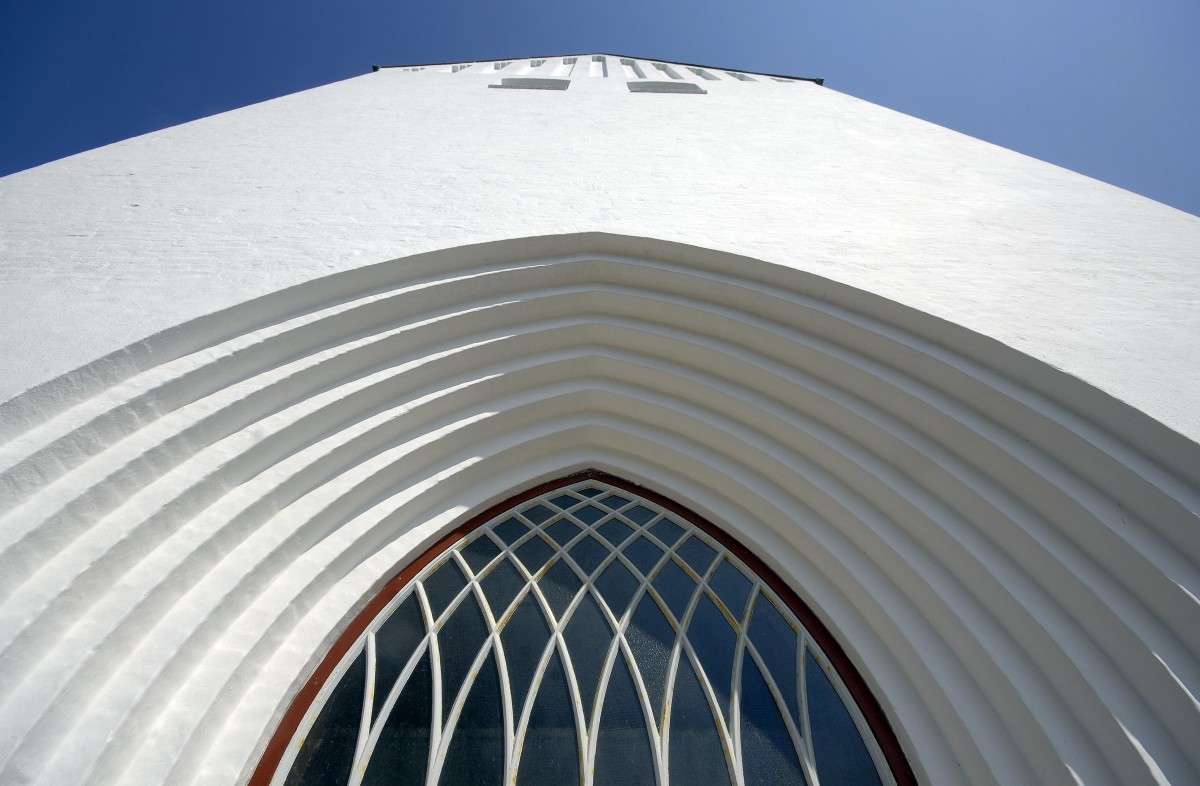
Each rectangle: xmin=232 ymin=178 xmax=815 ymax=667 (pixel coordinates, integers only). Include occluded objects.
xmin=1 ymin=57 xmax=1198 ymax=440
xmin=0 ymin=57 xmax=1198 ymax=786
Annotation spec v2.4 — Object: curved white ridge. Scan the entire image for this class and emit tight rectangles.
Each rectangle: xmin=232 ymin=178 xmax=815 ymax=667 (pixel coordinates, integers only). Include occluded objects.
xmin=0 ymin=235 xmax=1197 ymax=786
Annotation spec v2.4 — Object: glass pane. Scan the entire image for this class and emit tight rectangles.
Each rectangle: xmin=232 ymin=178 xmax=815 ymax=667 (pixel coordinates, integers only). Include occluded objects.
xmin=438 ymin=590 xmax=490 ymax=723
xmin=516 ymin=650 xmax=581 ymax=786
xmin=284 ymin=650 xmax=365 ymax=786
xmin=481 ymin=557 xmax=525 ymax=619
xmin=624 ymin=594 xmax=675 ymax=728
xmin=747 ymin=595 xmax=799 ymax=722
xmin=523 ymin=503 xmax=556 ymax=524
xmin=514 ymin=534 xmax=555 ymax=574
xmin=708 ymin=559 xmax=753 ymax=622
xmin=538 ymin=559 xmax=583 ymax=621
xmin=440 ymin=649 xmax=504 ymax=785
xmin=461 ymin=534 xmax=502 ymax=575
xmin=597 ymin=518 xmax=634 ymax=548
xmin=372 ymin=594 xmax=425 ymax=722
xmin=578 ymin=487 xmax=604 ymax=498
xmin=649 ymin=518 xmax=684 ymax=547
xmin=676 ymin=535 xmax=717 ymax=576
xmin=593 ymin=652 xmax=656 ymax=786
xmin=362 ymin=651 xmax=431 ymax=786
xmin=623 ymin=536 xmax=665 ymax=577
xmin=500 ymin=595 xmax=552 ymax=719
xmin=574 ymin=504 xmax=607 ymax=526
xmin=491 ymin=516 xmax=528 ymax=546
xmin=568 ymin=534 xmax=609 ymax=576
xmin=594 ymin=559 xmax=640 ymax=620
xmin=652 ymin=558 xmax=698 ymax=622
xmin=549 ymin=494 xmax=578 ymax=509
xmin=667 ymin=655 xmax=733 ymax=786
xmin=423 ymin=558 xmax=467 ymax=621
xmin=563 ymin=592 xmax=614 ymax=720
xmin=546 ymin=518 xmax=581 ymax=547
xmin=807 ymin=652 xmax=882 ymax=786
xmin=625 ymin=505 xmax=657 ymax=526
xmin=686 ymin=593 xmax=736 ymax=723
xmin=598 ymin=493 xmax=632 ymax=510
xmin=741 ymin=653 xmax=807 ymax=786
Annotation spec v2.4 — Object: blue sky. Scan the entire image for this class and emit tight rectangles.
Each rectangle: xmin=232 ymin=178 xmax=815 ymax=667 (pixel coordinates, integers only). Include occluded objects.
xmin=3 ymin=0 xmax=1198 ymax=216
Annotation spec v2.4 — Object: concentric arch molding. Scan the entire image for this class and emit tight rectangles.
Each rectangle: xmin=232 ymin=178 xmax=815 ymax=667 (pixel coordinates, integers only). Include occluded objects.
xmin=0 ymin=233 xmax=1197 ymax=786
xmin=251 ymin=471 xmax=914 ymax=786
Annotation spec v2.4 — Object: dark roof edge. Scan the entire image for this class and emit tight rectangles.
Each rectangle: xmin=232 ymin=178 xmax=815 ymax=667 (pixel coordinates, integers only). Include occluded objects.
xmin=371 ymin=53 xmax=823 ymax=86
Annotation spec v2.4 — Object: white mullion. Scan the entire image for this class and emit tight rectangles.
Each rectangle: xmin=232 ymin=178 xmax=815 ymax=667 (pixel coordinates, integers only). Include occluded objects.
xmin=581 ymin=562 xmax=637 ymax=786
xmin=268 ymin=638 xmax=370 ymax=786
xmin=505 ymin=532 xmax=590 ymax=783
xmin=743 ymin=634 xmax=807 ymax=773
xmin=417 ymin=583 xmax=443 ymax=786
xmin=657 ymin=538 xmax=719 ymax=785
xmin=461 ymin=550 xmax=517 ymax=786
xmin=729 ymin=584 xmax=762 ymax=782
xmin=798 ymin=635 xmax=821 ymax=786
xmin=348 ymin=636 xmax=432 ymax=786
xmin=426 ymin=635 xmax=500 ymax=785
xmin=350 ymin=632 xmax=377 ymax=772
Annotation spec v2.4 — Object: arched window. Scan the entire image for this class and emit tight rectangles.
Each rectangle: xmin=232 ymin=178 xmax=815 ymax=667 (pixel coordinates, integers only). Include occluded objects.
xmin=253 ymin=473 xmax=912 ymax=785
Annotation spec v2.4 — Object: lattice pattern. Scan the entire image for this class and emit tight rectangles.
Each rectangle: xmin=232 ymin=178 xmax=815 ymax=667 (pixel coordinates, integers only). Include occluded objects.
xmin=276 ymin=480 xmax=887 ymax=785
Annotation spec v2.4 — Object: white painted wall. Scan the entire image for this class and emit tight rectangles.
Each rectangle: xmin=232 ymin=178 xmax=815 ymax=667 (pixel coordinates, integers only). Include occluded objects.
xmin=1 ymin=57 xmax=1198 ymax=441
xmin=1 ymin=57 xmax=1198 ymax=786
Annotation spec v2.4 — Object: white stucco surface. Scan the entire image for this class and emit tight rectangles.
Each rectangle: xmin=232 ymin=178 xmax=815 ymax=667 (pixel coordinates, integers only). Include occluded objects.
xmin=2 ymin=57 xmax=1198 ymax=441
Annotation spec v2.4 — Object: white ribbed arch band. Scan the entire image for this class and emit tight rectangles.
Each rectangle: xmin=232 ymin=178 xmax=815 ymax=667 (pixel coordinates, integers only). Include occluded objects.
xmin=255 ymin=473 xmax=907 ymax=786
xmin=0 ymin=234 xmax=1197 ymax=786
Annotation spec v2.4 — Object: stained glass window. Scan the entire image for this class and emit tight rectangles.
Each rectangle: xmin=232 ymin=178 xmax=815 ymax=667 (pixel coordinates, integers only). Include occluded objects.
xmin=265 ymin=477 xmax=897 ymax=785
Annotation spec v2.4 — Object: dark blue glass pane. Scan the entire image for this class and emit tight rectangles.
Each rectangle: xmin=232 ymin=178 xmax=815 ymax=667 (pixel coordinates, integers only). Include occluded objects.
xmin=575 ymin=504 xmax=607 ymax=525
xmin=568 ymin=534 xmax=609 ymax=576
xmin=481 ymin=557 xmax=526 ymax=619
xmin=598 ymin=493 xmax=632 ymax=510
xmin=578 ymin=487 xmax=604 ymax=497
xmin=686 ymin=593 xmax=736 ymax=723
xmin=362 ymin=650 xmax=431 ymax=786
xmin=649 ymin=518 xmax=685 ymax=547
xmin=625 ymin=505 xmax=657 ymax=526
xmin=676 ymin=535 xmax=717 ymax=576
xmin=516 ymin=650 xmax=580 ymax=786
xmin=708 ymin=559 xmax=753 ymax=622
xmin=501 ymin=596 xmax=552 ymax=719
xmin=597 ymin=518 xmax=634 ymax=548
xmin=546 ymin=518 xmax=581 ymax=547
xmin=461 ymin=534 xmax=502 ymax=575
xmin=284 ymin=650 xmax=365 ymax=786
xmin=563 ymin=592 xmax=614 ymax=720
xmin=549 ymin=494 xmax=578 ymax=509
xmin=492 ymin=516 xmax=528 ymax=545
xmin=440 ymin=650 xmax=504 ymax=785
xmin=668 ymin=656 xmax=733 ymax=786
xmin=423 ymin=559 xmax=467 ymax=620
xmin=539 ymin=559 xmax=583 ymax=621
xmin=748 ymin=596 xmax=799 ymax=721
xmin=523 ymin=503 xmax=555 ymax=524
xmin=593 ymin=653 xmax=655 ymax=786
xmin=624 ymin=595 xmax=675 ymax=727
xmin=372 ymin=594 xmax=425 ymax=722
xmin=623 ymin=537 xmax=665 ymax=577
xmin=652 ymin=558 xmax=698 ymax=622
xmin=514 ymin=535 xmax=555 ymax=574
xmin=594 ymin=559 xmax=640 ymax=620
xmin=438 ymin=591 xmax=490 ymax=723
xmin=741 ymin=654 xmax=807 ymax=786
xmin=807 ymin=652 xmax=882 ymax=786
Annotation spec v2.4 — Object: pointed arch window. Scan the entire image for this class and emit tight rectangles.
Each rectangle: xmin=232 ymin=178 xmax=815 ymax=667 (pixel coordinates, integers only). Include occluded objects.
xmin=253 ymin=472 xmax=913 ymax=785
